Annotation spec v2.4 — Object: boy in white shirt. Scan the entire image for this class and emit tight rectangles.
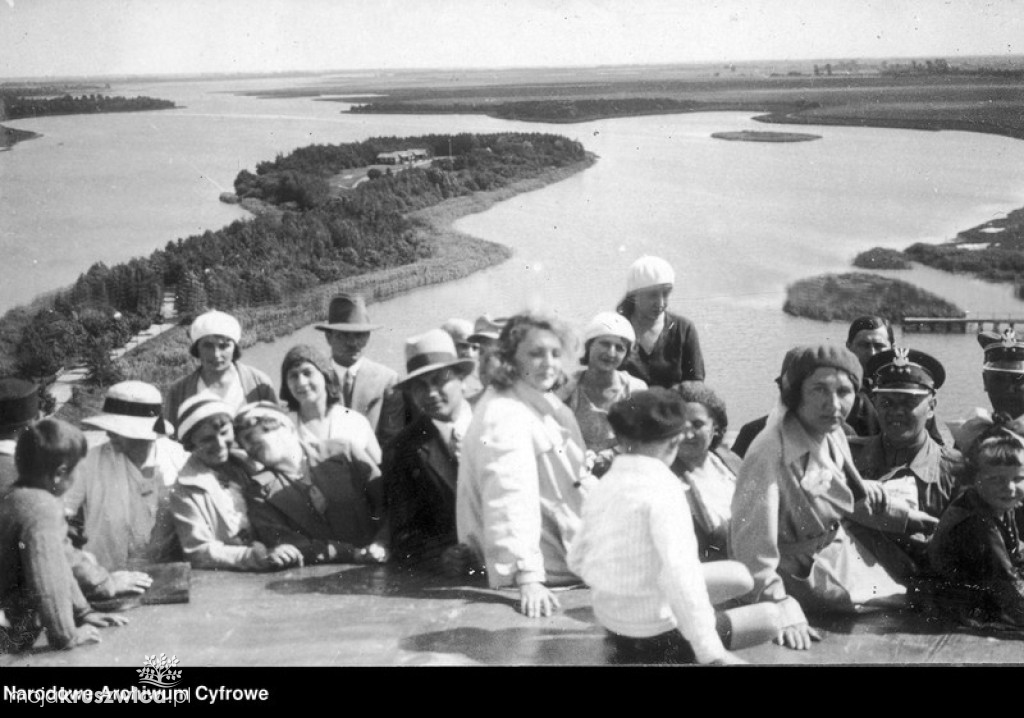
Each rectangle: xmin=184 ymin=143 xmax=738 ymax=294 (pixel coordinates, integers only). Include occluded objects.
xmin=568 ymin=388 xmax=780 ymax=664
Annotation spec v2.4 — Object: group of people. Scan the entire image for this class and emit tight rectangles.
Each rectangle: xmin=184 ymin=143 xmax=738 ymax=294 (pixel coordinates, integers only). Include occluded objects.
xmin=3 ymin=254 xmax=1024 ymax=665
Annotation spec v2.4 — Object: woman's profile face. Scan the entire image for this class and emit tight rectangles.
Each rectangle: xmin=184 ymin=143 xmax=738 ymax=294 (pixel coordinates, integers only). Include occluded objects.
xmin=197 ymin=335 xmax=236 ymax=374
xmin=676 ymin=401 xmax=717 ymax=469
xmin=587 ymin=335 xmax=629 ymax=372
xmin=286 ymin=361 xmax=328 ymax=407
xmin=632 ymin=284 xmax=672 ymax=321
xmin=514 ymin=328 xmax=564 ymax=393
xmin=795 ymin=367 xmax=857 ymax=439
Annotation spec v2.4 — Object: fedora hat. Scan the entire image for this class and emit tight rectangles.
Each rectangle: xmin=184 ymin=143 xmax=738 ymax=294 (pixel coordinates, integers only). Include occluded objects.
xmin=0 ymin=378 xmax=39 ymax=432
xmin=315 ymin=294 xmax=383 ymax=333
xmin=396 ymin=329 xmax=476 ymax=386
xmin=82 ymin=381 xmax=170 ymax=440
xmin=467 ymin=314 xmax=508 ymax=344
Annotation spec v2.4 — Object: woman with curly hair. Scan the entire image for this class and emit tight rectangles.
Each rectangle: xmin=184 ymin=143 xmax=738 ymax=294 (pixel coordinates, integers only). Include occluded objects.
xmin=455 ymin=310 xmax=594 ymax=618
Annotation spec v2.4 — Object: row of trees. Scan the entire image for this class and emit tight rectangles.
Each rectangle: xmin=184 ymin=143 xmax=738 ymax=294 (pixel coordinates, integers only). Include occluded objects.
xmin=5 ymin=132 xmax=587 ymax=382
xmin=0 ymin=93 xmax=175 ymax=120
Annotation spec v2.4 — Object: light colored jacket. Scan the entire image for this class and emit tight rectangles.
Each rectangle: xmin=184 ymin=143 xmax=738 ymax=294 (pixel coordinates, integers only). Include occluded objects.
xmin=170 ymin=454 xmax=267 ymax=570
xmin=456 ymin=382 xmax=594 ymax=588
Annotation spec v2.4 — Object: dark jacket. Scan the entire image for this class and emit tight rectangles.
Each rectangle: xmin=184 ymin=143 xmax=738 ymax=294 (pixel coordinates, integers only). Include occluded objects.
xmin=928 ymin=488 xmax=1024 ymax=626
xmin=246 ymin=446 xmax=383 ymax=565
xmin=620 ymin=311 xmax=704 ymax=388
xmin=382 ymin=414 xmax=460 ymax=565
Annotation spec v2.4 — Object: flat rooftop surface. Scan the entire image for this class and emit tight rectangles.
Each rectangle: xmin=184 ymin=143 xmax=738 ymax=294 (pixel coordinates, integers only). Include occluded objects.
xmin=3 ymin=563 xmax=1023 ymax=668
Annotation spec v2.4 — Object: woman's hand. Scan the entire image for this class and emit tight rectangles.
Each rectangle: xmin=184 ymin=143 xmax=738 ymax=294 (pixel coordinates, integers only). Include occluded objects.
xmin=518 ymin=581 xmax=560 ymax=618
xmin=267 ymin=544 xmax=304 ymax=568
xmin=109 ymin=570 xmax=153 ymax=596
xmin=775 ymin=622 xmax=821 ymax=650
xmin=860 ymin=480 xmax=889 ymax=515
xmin=82 ymin=612 xmax=129 ymax=628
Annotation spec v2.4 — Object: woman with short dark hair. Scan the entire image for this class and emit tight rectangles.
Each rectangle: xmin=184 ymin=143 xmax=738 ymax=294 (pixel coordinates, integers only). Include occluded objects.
xmin=617 ymin=256 xmax=704 ymax=388
xmin=730 ymin=344 xmax=905 ymax=651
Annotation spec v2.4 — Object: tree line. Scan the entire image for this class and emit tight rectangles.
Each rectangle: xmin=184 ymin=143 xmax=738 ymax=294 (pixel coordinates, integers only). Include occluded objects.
xmin=0 ymin=93 xmax=176 ymax=120
xmin=2 ymin=132 xmax=587 ymax=381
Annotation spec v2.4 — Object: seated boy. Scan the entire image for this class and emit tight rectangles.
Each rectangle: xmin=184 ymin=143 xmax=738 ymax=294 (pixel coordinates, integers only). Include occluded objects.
xmin=568 ymin=388 xmax=780 ymax=665
xmin=233 ymin=402 xmax=389 ymax=568
xmin=1 ymin=419 xmax=127 ymax=652
xmin=928 ymin=416 xmax=1024 ymax=627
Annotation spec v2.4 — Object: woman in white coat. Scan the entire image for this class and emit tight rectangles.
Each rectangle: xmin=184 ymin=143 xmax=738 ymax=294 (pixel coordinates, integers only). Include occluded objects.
xmin=456 ymin=311 xmax=594 ymax=618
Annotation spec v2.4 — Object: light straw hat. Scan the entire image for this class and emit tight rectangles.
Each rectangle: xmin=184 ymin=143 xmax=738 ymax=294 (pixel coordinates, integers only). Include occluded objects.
xmin=396 ymin=329 xmax=476 ymax=386
xmin=82 ymin=381 xmax=170 ymax=440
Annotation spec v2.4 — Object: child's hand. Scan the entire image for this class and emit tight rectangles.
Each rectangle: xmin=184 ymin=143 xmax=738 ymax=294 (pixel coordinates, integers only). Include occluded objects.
xmin=518 ymin=581 xmax=560 ymax=618
xmin=110 ymin=570 xmax=153 ymax=595
xmin=82 ymin=612 xmax=129 ymax=629
xmin=71 ymin=625 xmax=102 ymax=646
xmin=267 ymin=544 xmax=304 ymax=568
xmin=775 ymin=622 xmax=821 ymax=650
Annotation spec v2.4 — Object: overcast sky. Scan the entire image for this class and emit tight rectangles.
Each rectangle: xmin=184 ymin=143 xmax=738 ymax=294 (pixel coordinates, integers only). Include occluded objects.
xmin=1 ymin=0 xmax=1021 ymax=79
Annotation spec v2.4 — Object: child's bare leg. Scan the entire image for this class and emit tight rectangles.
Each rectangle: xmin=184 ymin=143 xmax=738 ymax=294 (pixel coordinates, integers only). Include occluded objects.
xmin=701 ymin=560 xmax=754 ymax=605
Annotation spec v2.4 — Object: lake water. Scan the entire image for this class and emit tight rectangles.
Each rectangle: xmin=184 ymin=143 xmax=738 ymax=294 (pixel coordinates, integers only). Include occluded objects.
xmin=3 ymin=76 xmax=1024 ymax=426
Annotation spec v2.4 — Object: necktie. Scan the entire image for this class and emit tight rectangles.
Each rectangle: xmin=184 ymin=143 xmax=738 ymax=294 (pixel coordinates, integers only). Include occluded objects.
xmin=342 ymin=370 xmax=354 ymax=408
xmin=449 ymin=427 xmax=462 ymax=462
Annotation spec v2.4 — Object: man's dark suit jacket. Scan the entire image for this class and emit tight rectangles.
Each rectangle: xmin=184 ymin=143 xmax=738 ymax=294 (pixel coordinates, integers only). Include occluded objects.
xmin=382 ymin=414 xmax=459 ymax=566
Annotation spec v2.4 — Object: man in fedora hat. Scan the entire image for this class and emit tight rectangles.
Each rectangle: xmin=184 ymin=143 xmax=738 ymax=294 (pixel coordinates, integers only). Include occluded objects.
xmin=63 ymin=381 xmax=188 ymax=571
xmin=316 ymin=293 xmax=406 ymax=447
xmin=0 ymin=377 xmax=41 ymax=496
xmin=848 ymin=347 xmax=962 ymax=578
xmin=466 ymin=313 xmax=508 ymax=396
xmin=441 ymin=318 xmax=484 ymax=400
xmin=383 ymin=329 xmax=476 ymax=566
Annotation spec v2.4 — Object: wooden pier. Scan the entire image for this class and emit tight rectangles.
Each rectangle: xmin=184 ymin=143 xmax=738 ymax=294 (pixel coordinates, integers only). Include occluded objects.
xmin=902 ymin=317 xmax=1024 ymax=334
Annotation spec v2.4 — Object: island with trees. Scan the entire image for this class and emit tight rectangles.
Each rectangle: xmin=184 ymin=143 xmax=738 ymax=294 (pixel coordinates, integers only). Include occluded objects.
xmin=0 ymin=88 xmax=177 ymax=149
xmin=0 ymin=132 xmax=593 ymax=409
xmin=783 ymin=272 xmax=965 ymax=323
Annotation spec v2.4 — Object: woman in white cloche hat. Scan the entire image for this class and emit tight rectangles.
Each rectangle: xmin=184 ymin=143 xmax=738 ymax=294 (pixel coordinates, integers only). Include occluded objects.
xmin=164 ymin=310 xmax=277 ymax=435
xmin=557 ymin=311 xmax=647 ymax=477
xmin=617 ymin=256 xmax=705 ymax=388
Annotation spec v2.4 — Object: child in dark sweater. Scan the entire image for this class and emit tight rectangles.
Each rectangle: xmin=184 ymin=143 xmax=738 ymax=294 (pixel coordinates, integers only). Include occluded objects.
xmin=0 ymin=419 xmax=128 ymax=652
xmin=929 ymin=416 xmax=1024 ymax=627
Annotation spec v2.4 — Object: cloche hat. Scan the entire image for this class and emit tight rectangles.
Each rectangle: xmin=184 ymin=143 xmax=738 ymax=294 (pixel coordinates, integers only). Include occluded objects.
xmin=189 ymin=310 xmax=242 ymax=359
xmin=626 ymin=256 xmax=675 ymax=294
